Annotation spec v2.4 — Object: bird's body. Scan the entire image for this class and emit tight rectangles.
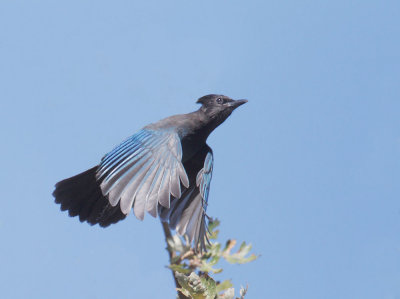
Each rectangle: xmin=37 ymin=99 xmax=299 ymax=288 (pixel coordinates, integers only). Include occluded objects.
xmin=53 ymin=95 xmax=247 ymax=251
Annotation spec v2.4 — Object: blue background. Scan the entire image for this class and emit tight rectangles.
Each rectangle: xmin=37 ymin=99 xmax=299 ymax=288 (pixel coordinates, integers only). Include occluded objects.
xmin=0 ymin=1 xmax=399 ymax=298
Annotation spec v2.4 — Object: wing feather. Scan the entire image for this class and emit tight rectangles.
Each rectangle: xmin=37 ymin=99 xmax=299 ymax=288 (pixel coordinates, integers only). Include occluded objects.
xmin=146 ymin=166 xmax=166 ymax=216
xmin=121 ymin=159 xmax=157 ymax=216
xmin=158 ymin=168 xmax=171 ymax=208
xmin=107 ymin=153 xmax=152 ymax=206
xmin=99 ymin=131 xmax=151 ymax=175
xmin=162 ymin=146 xmax=214 ymax=252
xmin=96 ymin=129 xmax=188 ymax=219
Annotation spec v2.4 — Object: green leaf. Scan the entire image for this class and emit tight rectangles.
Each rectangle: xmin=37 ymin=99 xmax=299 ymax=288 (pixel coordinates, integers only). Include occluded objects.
xmin=207 ymin=218 xmax=220 ymax=232
xmin=168 ymin=235 xmax=190 ymax=254
xmin=199 ymin=261 xmax=223 ymax=274
xmin=218 ymin=288 xmax=235 ymax=299
xmin=209 ymin=242 xmax=222 ymax=257
xmin=175 ymin=272 xmax=219 ymax=299
xmin=223 ymin=242 xmax=258 ymax=264
xmin=169 ymin=219 xmax=257 ymax=299
xmin=200 ymin=275 xmax=217 ymax=299
xmin=168 ymin=264 xmax=192 ymax=274
xmin=222 ymin=240 xmax=236 ymax=254
xmin=175 ymin=272 xmax=206 ymax=299
xmin=207 ymin=219 xmax=220 ymax=240
xmin=216 ymin=280 xmax=233 ymax=293
xmin=177 ymin=287 xmax=192 ymax=298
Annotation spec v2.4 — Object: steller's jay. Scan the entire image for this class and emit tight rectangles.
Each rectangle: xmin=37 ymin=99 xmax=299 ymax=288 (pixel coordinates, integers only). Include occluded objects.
xmin=53 ymin=94 xmax=247 ymax=251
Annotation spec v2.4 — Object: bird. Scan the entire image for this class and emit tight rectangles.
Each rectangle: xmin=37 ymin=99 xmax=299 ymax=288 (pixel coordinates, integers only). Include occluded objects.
xmin=53 ymin=94 xmax=247 ymax=252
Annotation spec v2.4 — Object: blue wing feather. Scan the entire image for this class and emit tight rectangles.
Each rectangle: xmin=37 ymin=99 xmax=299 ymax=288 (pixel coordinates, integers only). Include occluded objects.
xmin=96 ymin=129 xmax=189 ymax=219
xmin=166 ymin=147 xmax=214 ymax=252
xmin=99 ymin=131 xmax=151 ymax=174
xmin=196 ymin=151 xmax=213 ymax=209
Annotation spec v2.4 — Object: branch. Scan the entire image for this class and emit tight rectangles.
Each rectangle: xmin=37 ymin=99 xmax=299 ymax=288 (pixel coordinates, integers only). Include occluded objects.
xmin=161 ymin=221 xmax=189 ymax=299
xmin=162 ymin=219 xmax=257 ymax=299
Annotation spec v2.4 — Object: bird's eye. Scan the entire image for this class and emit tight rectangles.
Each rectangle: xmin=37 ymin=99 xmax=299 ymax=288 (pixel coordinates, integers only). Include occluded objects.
xmin=216 ymin=98 xmax=223 ymax=104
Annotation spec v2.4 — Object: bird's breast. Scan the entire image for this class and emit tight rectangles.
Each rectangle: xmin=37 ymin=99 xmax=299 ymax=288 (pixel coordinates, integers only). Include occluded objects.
xmin=180 ymin=135 xmax=206 ymax=163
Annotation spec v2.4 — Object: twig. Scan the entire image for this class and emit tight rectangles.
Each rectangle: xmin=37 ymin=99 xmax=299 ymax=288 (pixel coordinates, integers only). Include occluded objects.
xmin=161 ymin=221 xmax=189 ymax=299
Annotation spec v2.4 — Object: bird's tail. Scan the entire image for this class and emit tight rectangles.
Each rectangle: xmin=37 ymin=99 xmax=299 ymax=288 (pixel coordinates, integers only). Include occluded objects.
xmin=53 ymin=166 xmax=126 ymax=227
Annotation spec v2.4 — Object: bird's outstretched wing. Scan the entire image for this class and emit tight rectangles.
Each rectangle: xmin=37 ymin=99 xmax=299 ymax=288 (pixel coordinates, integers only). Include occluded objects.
xmin=96 ymin=129 xmax=189 ymax=220
xmin=160 ymin=145 xmax=214 ymax=252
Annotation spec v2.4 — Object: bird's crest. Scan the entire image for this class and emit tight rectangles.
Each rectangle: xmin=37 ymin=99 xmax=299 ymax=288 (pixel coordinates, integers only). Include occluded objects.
xmin=196 ymin=94 xmax=219 ymax=105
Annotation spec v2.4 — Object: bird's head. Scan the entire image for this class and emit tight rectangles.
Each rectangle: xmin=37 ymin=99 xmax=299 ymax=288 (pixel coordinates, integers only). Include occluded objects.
xmin=196 ymin=94 xmax=248 ymax=125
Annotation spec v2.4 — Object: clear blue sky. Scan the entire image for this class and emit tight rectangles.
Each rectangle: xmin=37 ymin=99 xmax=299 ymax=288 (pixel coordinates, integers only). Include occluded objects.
xmin=0 ymin=1 xmax=399 ymax=298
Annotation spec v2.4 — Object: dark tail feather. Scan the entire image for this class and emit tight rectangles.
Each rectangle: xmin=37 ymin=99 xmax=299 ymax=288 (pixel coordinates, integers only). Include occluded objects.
xmin=53 ymin=166 xmax=126 ymax=227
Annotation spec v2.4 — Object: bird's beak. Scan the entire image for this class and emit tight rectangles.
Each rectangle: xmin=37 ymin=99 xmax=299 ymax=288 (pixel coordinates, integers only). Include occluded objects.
xmin=229 ymin=99 xmax=248 ymax=109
